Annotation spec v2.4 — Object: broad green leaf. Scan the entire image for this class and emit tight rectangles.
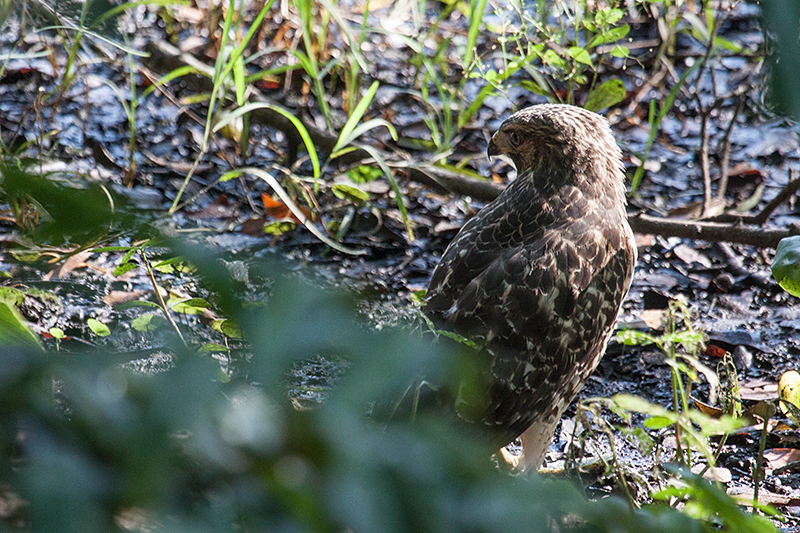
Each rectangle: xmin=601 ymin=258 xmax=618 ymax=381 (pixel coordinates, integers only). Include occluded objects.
xmin=87 ymin=318 xmax=111 ymax=337
xmin=121 ymin=246 xmax=139 ymax=264
xmin=615 ymin=329 xmax=657 ymax=346
xmin=518 ymin=80 xmax=552 ymax=97
xmin=588 ymin=24 xmax=630 ymax=48
xmin=595 ymin=7 xmax=624 ymax=26
xmin=779 ymin=370 xmax=800 ymax=424
xmin=613 ymin=393 xmax=672 ymax=418
xmin=210 ymin=319 xmax=242 ymax=339
xmin=168 ymin=297 xmax=208 ymax=315
xmin=263 ymin=220 xmax=297 ymax=235
xmin=115 ymin=300 xmax=161 ymax=310
xmin=11 ymin=251 xmax=41 ymax=262
xmin=132 ymin=313 xmax=165 ymax=332
xmin=49 ymin=327 xmax=65 ymax=339
xmin=198 ymin=343 xmax=229 ymax=353
xmin=584 ymin=79 xmax=626 ymax=112
xmin=772 ymin=236 xmax=800 ymax=296
xmin=542 ymin=49 xmax=565 ymax=69
xmin=610 ymin=45 xmax=630 ymax=58
xmin=114 ymin=262 xmax=139 ymax=277
xmin=347 ymin=165 xmax=383 ymax=183
xmin=0 ymin=301 xmax=43 ymax=350
xmin=153 ymin=257 xmax=195 ymax=274
xmin=331 ymin=183 xmax=370 ymax=203
xmin=643 ymin=415 xmax=675 ymax=430
xmin=567 ymin=46 xmax=592 ymax=67
xmin=0 ymin=287 xmax=25 ymax=307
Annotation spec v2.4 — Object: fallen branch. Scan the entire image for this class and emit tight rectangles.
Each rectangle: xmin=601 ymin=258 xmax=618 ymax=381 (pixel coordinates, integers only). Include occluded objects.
xmin=627 ymin=213 xmax=800 ymax=249
xmin=142 ymin=42 xmax=800 ymax=249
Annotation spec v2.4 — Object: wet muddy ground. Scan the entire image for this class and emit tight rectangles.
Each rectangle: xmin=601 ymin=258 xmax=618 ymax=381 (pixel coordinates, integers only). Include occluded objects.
xmin=2 ymin=0 xmax=800 ymax=529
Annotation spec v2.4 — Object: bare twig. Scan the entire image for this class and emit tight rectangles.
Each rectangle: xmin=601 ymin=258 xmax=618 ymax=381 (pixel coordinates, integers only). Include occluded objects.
xmin=699 ymin=106 xmax=713 ymax=216
xmin=751 ymin=170 xmax=800 ymax=225
xmin=707 ymin=169 xmax=800 ymax=226
xmin=141 ymin=249 xmax=187 ymax=347
xmin=716 ymin=97 xmax=745 ymax=202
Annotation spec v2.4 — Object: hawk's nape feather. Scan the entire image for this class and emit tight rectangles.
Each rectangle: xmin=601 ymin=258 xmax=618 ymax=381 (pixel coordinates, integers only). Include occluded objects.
xmin=423 ymin=104 xmax=636 ymax=470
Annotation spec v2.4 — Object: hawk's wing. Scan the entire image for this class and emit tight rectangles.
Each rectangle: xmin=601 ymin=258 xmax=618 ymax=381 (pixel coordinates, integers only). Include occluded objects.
xmin=424 ymin=204 xmax=634 ymax=444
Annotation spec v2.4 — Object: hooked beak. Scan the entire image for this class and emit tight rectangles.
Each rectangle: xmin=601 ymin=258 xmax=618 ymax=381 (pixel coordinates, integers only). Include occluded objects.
xmin=487 ymin=132 xmax=501 ymax=159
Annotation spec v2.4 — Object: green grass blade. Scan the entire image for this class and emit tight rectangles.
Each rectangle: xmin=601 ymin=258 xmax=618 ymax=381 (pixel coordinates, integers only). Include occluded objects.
xmin=356 ymin=144 xmax=413 ymax=240
xmin=333 ymin=81 xmax=380 ymax=154
xmin=631 ymin=62 xmax=701 ymax=192
xmin=242 ymin=167 xmax=366 ymax=255
xmin=216 ymin=103 xmax=320 ymax=180
xmin=464 ymin=0 xmax=488 ymax=69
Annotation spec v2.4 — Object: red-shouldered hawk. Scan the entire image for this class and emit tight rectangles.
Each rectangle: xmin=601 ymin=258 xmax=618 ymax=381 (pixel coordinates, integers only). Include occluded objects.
xmin=424 ymin=104 xmax=636 ymax=472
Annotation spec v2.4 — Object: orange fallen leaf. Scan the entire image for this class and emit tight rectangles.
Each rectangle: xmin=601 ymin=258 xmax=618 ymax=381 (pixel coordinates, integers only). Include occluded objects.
xmin=702 ymin=344 xmax=729 ymax=358
xmin=260 ymin=192 xmax=314 ymax=223
xmin=692 ymin=396 xmax=724 ymax=417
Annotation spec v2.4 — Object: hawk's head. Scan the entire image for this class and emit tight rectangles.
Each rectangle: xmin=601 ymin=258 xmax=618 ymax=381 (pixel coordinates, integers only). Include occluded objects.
xmin=487 ymin=104 xmax=624 ymax=200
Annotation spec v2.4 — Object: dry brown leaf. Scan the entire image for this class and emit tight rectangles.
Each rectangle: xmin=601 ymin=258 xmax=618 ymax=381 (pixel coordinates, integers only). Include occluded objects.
xmin=744 ymin=400 xmax=777 ymax=423
xmin=728 ymin=486 xmax=800 ymax=507
xmin=702 ymin=344 xmax=729 ymax=359
xmin=692 ymin=396 xmax=724 ymax=418
xmin=640 ymin=309 xmax=665 ymax=329
xmin=261 ymin=192 xmax=314 ymax=223
xmin=690 ymin=463 xmax=732 ymax=483
xmin=43 ymin=250 xmax=93 ymax=281
xmin=739 ymin=379 xmax=778 ymax=401
xmin=764 ymin=448 xmax=800 ymax=471
xmin=102 ymin=290 xmax=149 ymax=307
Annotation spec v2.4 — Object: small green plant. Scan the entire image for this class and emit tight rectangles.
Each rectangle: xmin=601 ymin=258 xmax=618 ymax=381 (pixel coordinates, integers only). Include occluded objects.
xmin=614 ymin=297 xmax=744 ymax=466
xmin=486 ymin=1 xmax=631 ymax=106
xmin=93 ymin=241 xmax=238 ymax=355
xmin=168 ymin=0 xmax=277 ymax=213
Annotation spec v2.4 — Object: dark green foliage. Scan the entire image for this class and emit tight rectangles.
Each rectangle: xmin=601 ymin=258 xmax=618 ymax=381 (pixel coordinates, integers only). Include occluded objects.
xmin=0 ymin=239 xmax=770 ymax=531
xmin=761 ymin=1 xmax=800 ymax=120
xmin=0 ymin=162 xmax=139 ymax=245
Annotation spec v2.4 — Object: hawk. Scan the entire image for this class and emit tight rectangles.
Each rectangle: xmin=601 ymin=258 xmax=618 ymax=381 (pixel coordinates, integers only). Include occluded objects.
xmin=424 ymin=104 xmax=636 ymax=472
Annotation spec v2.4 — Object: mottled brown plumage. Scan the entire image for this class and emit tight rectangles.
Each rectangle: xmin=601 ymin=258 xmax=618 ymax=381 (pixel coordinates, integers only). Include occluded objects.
xmin=424 ymin=104 xmax=636 ymax=471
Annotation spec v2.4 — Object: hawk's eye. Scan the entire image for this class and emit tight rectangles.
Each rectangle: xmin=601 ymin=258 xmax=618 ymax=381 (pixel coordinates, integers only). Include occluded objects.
xmin=508 ymin=131 xmax=522 ymax=146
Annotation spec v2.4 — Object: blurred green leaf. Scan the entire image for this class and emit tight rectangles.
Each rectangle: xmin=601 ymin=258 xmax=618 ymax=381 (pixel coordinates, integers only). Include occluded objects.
xmin=131 ymin=313 xmax=164 ymax=332
xmin=0 ymin=301 xmax=43 ymax=349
